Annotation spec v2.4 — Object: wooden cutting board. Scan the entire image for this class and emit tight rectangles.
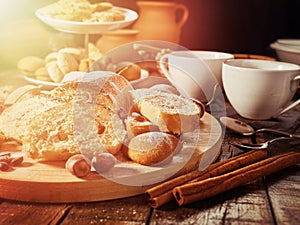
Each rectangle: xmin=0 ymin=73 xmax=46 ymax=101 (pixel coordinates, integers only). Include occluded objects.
xmin=0 ymin=112 xmax=223 ymax=203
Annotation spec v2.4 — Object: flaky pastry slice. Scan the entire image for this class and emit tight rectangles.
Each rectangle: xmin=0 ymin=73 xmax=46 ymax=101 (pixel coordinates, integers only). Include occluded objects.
xmin=22 ymin=101 xmax=126 ymax=161
xmin=129 ymin=89 xmax=203 ymax=135
xmin=0 ymin=95 xmax=59 ymax=141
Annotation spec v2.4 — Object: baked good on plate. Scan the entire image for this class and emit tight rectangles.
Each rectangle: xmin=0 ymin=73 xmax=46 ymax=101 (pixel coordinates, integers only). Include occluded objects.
xmin=129 ymin=88 xmax=202 ymax=134
xmin=125 ymin=112 xmax=159 ymax=138
xmin=0 ymin=95 xmax=59 ymax=141
xmin=52 ymin=71 xmax=134 ymax=116
xmin=0 ymin=72 xmax=130 ymax=161
xmin=126 ymin=131 xmax=180 ymax=166
xmin=22 ymin=102 xmax=125 ymax=161
xmin=0 ymin=70 xmax=204 ymax=165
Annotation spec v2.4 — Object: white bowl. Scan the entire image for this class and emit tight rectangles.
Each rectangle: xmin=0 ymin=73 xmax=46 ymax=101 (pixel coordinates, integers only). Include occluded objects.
xmin=270 ymin=41 xmax=300 ymax=65
xmin=276 ymin=39 xmax=300 ymax=47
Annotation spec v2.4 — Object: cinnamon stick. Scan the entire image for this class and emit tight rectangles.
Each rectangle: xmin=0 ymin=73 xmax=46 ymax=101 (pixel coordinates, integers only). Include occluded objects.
xmin=146 ymin=149 xmax=268 ymax=208
xmin=173 ymin=152 xmax=300 ymax=206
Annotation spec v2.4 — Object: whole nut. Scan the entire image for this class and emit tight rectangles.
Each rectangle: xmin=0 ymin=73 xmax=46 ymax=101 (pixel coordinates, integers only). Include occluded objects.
xmin=92 ymin=152 xmax=116 ymax=173
xmin=117 ymin=63 xmax=141 ymax=81
xmin=65 ymin=154 xmax=91 ymax=178
xmin=0 ymin=162 xmax=10 ymax=171
xmin=0 ymin=152 xmax=11 ymax=158
xmin=10 ymin=156 xmax=24 ymax=167
xmin=0 ymin=155 xmax=11 ymax=164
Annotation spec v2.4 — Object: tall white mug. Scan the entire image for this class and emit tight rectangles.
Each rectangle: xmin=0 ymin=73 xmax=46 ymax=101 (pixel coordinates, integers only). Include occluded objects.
xmin=222 ymin=59 xmax=300 ymax=120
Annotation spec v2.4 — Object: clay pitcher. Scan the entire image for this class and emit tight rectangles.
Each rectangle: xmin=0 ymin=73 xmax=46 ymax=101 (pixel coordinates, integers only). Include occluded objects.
xmin=96 ymin=29 xmax=139 ymax=53
xmin=132 ymin=1 xmax=189 ymax=43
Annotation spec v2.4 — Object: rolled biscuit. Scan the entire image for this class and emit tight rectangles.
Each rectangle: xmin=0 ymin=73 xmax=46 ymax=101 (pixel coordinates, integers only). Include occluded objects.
xmin=57 ymin=51 xmax=79 ymax=74
xmin=46 ymin=61 xmax=64 ymax=83
xmin=34 ymin=67 xmax=49 ymax=77
xmin=59 ymin=47 xmax=87 ymax=61
xmin=17 ymin=56 xmax=44 ymax=76
xmin=34 ymin=67 xmax=52 ymax=82
xmin=45 ymin=52 xmax=58 ymax=64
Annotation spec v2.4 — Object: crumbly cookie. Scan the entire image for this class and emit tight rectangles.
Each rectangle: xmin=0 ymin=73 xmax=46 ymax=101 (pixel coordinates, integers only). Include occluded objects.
xmin=126 ymin=132 xmax=179 ymax=166
xmin=59 ymin=47 xmax=86 ymax=61
xmin=45 ymin=52 xmax=58 ymax=64
xmin=17 ymin=56 xmax=44 ymax=76
xmin=46 ymin=61 xmax=64 ymax=83
xmin=57 ymin=51 xmax=79 ymax=74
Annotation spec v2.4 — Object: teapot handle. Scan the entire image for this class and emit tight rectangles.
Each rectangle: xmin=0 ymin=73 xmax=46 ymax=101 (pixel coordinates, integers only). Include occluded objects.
xmin=175 ymin=4 xmax=189 ymax=28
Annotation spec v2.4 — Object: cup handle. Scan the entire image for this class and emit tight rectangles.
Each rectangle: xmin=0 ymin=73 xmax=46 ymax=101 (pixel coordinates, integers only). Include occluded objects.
xmin=278 ymin=75 xmax=300 ymax=115
xmin=159 ymin=54 xmax=174 ymax=83
xmin=175 ymin=4 xmax=189 ymax=28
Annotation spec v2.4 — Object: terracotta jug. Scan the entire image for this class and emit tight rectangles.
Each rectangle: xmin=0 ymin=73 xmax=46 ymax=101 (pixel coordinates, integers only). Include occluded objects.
xmin=132 ymin=1 xmax=189 ymax=43
xmin=96 ymin=29 xmax=139 ymax=53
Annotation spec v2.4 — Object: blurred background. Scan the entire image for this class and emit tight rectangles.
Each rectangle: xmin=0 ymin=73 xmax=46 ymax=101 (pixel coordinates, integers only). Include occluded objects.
xmin=0 ymin=0 xmax=299 ymax=72
xmin=179 ymin=0 xmax=300 ymax=55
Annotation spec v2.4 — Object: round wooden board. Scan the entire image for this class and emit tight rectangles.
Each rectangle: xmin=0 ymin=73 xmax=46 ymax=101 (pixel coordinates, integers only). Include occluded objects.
xmin=0 ymin=112 xmax=223 ymax=203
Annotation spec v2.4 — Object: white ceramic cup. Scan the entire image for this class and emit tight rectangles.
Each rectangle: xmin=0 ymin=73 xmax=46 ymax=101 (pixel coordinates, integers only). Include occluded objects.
xmin=222 ymin=59 xmax=300 ymax=120
xmin=188 ymin=51 xmax=234 ymax=89
xmin=159 ymin=51 xmax=221 ymax=102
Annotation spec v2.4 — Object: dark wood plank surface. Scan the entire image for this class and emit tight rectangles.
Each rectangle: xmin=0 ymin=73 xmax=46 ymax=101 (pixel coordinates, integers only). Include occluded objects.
xmin=0 ymin=100 xmax=299 ymax=225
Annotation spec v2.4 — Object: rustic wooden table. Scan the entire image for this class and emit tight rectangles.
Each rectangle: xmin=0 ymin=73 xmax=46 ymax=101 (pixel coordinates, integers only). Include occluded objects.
xmin=0 ymin=98 xmax=299 ymax=225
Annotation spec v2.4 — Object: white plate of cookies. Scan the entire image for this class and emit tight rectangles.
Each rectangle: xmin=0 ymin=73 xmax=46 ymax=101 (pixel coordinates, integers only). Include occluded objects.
xmin=18 ymin=45 xmax=151 ymax=90
xmin=23 ymin=76 xmax=59 ymax=89
xmin=35 ymin=3 xmax=138 ymax=34
xmin=18 ymin=44 xmax=102 ymax=89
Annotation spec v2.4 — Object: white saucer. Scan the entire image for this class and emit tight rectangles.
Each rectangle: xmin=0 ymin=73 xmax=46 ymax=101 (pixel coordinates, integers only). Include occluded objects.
xmin=24 ymin=69 xmax=149 ymax=90
xmin=23 ymin=76 xmax=59 ymax=89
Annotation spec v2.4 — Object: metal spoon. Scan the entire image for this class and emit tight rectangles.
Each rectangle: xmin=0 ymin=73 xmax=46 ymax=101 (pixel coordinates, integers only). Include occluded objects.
xmin=232 ymin=137 xmax=292 ymax=150
xmin=220 ymin=116 xmax=300 ymax=138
